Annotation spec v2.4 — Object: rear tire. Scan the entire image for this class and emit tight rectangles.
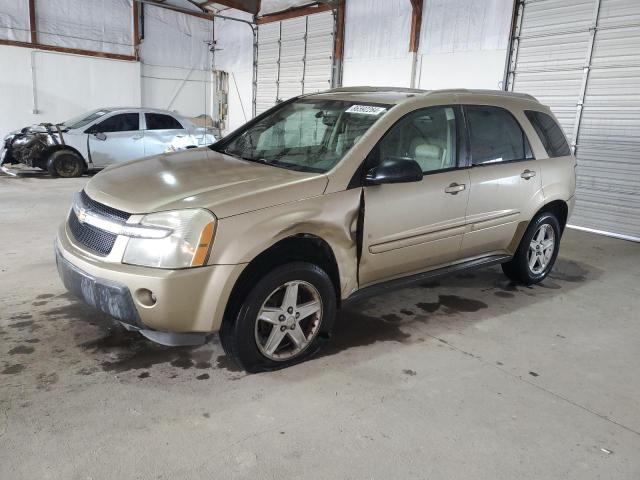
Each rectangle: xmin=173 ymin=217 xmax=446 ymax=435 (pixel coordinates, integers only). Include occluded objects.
xmin=220 ymin=262 xmax=337 ymax=373
xmin=46 ymin=150 xmax=85 ymax=178
xmin=502 ymin=212 xmax=561 ymax=285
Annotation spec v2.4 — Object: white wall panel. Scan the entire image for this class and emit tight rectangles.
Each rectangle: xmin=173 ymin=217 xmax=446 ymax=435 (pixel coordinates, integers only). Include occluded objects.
xmin=36 ymin=0 xmax=133 ymax=56
xmin=141 ymin=64 xmax=213 ymax=119
xmin=0 ymin=44 xmax=140 ymax=139
xmin=0 ymin=0 xmax=30 ymax=42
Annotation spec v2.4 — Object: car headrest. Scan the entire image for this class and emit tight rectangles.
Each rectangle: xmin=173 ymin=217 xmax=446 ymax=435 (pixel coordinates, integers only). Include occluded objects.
xmin=414 ymin=144 xmax=441 ymax=159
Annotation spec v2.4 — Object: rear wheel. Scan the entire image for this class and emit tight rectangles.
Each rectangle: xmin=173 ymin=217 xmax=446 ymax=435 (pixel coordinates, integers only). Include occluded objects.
xmin=46 ymin=150 xmax=85 ymax=178
xmin=220 ymin=262 xmax=336 ymax=373
xmin=502 ymin=212 xmax=561 ymax=285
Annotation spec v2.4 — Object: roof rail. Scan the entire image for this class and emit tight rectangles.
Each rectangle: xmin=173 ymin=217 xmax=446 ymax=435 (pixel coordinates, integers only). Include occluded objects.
xmin=427 ymin=88 xmax=539 ymax=102
xmin=324 ymin=86 xmax=427 ymax=94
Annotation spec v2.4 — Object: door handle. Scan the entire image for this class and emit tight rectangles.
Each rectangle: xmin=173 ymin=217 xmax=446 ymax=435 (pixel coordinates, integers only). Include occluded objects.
xmin=521 ymin=169 xmax=536 ymax=180
xmin=132 ymin=134 xmax=143 ymax=140
xmin=445 ymin=183 xmax=466 ymax=195
xmin=176 ymin=134 xmax=186 ymax=138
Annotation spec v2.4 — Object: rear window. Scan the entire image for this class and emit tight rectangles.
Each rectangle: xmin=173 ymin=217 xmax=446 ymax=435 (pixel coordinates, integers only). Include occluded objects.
xmin=525 ymin=110 xmax=571 ymax=158
xmin=145 ymin=113 xmax=183 ymax=130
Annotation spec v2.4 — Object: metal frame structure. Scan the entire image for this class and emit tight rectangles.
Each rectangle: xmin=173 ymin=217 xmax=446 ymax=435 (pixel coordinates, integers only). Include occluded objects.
xmin=570 ymin=0 xmax=602 ymax=154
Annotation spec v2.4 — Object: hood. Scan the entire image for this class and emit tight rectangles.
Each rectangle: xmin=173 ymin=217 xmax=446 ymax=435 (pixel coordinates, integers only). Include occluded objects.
xmin=84 ymin=148 xmax=329 ymax=218
xmin=5 ymin=124 xmax=66 ymax=141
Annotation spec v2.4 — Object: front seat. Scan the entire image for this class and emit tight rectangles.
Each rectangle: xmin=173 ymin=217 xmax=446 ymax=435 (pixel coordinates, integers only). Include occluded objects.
xmin=412 ymin=140 xmax=443 ymax=172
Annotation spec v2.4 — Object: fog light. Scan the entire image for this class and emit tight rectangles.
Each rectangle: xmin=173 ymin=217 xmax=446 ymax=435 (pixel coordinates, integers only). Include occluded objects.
xmin=136 ymin=288 xmax=156 ymax=307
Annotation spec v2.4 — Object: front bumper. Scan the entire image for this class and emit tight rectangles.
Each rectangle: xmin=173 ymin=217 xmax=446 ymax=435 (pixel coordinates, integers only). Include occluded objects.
xmin=55 ymin=245 xmax=144 ymax=328
xmin=55 ymin=222 xmax=245 ymax=333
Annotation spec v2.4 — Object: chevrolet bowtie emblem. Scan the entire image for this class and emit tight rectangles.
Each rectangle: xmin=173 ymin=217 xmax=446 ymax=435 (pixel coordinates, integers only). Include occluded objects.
xmin=76 ymin=207 xmax=87 ymax=224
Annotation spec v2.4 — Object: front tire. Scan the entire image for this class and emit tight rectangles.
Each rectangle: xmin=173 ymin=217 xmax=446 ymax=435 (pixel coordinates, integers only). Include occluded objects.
xmin=220 ymin=262 xmax=337 ymax=373
xmin=46 ymin=150 xmax=85 ymax=178
xmin=502 ymin=212 xmax=561 ymax=285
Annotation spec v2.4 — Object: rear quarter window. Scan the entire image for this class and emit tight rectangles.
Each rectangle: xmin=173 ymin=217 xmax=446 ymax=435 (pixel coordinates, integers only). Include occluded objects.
xmin=145 ymin=113 xmax=183 ymax=130
xmin=525 ymin=110 xmax=571 ymax=158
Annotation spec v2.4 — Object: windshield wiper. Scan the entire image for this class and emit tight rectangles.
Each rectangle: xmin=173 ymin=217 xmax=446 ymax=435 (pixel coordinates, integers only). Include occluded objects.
xmin=223 ymin=149 xmax=269 ymax=165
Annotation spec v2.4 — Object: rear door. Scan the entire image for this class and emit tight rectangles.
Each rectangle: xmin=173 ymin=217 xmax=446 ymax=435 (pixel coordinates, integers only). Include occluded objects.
xmin=87 ymin=112 xmax=144 ymax=166
xmin=359 ymin=106 xmax=470 ymax=286
xmin=459 ymin=105 xmax=543 ymax=259
xmin=143 ymin=113 xmax=192 ymax=156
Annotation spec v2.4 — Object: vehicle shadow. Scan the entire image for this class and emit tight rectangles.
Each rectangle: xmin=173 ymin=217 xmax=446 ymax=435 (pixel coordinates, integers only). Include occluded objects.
xmin=3 ymin=257 xmax=600 ymax=382
xmin=318 ymin=257 xmax=600 ymax=359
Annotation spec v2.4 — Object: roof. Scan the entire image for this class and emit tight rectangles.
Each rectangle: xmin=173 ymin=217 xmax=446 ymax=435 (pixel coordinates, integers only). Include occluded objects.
xmin=106 ymin=107 xmax=185 ymax=115
xmin=314 ymin=86 xmax=540 ymax=106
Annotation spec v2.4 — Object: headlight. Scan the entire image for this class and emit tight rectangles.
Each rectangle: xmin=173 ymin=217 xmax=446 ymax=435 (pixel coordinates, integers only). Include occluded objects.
xmin=123 ymin=209 xmax=216 ymax=269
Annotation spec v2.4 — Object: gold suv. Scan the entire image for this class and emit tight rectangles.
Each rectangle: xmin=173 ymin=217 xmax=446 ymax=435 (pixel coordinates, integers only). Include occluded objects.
xmin=55 ymin=87 xmax=576 ymax=372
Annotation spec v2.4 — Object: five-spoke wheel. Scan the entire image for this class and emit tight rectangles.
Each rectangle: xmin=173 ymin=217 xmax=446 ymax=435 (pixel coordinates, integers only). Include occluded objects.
xmin=255 ymin=280 xmax=323 ymax=361
xmin=502 ymin=211 xmax=561 ymax=284
xmin=220 ymin=262 xmax=336 ymax=373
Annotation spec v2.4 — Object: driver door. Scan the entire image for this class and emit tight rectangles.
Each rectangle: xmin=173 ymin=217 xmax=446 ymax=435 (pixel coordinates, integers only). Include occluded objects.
xmin=358 ymin=106 xmax=470 ymax=287
xmin=87 ymin=112 xmax=144 ymax=166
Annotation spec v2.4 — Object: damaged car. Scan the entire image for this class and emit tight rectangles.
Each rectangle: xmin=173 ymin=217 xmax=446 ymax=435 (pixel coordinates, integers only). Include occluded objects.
xmin=55 ymin=88 xmax=576 ymax=372
xmin=1 ymin=107 xmax=216 ymax=177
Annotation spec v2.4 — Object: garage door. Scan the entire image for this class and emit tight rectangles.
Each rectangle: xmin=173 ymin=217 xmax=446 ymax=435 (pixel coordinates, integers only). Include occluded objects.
xmin=255 ymin=10 xmax=335 ymax=115
xmin=507 ymin=0 xmax=640 ymax=241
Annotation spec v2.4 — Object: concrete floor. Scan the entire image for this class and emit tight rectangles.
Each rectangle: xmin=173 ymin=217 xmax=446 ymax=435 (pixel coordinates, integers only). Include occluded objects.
xmin=1 ymin=172 xmax=639 ymax=480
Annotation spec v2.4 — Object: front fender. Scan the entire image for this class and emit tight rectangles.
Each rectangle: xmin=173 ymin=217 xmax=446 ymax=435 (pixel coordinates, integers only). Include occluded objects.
xmin=209 ymin=189 xmax=362 ymax=298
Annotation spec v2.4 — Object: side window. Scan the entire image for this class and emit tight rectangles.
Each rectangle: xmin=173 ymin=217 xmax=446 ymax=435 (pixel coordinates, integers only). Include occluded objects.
xmin=145 ymin=113 xmax=183 ymax=130
xmin=378 ymin=106 xmax=457 ymax=173
xmin=525 ymin=110 xmax=571 ymax=157
xmin=465 ymin=105 xmax=533 ymax=165
xmin=94 ymin=113 xmax=139 ymax=133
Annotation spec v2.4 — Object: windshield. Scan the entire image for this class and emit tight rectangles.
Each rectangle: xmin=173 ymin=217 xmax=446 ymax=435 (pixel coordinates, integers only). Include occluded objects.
xmin=217 ymin=99 xmax=390 ymax=173
xmin=64 ymin=109 xmax=111 ymax=129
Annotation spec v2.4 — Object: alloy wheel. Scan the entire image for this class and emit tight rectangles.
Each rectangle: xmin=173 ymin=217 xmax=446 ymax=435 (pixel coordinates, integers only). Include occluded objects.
xmin=254 ymin=280 xmax=323 ymax=361
xmin=528 ymin=224 xmax=555 ymax=274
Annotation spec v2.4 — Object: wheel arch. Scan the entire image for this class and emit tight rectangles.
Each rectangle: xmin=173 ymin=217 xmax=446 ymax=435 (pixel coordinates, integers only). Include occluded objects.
xmin=535 ymin=199 xmax=569 ymax=234
xmin=222 ymin=233 xmax=341 ymax=327
xmin=42 ymin=145 xmax=88 ymax=168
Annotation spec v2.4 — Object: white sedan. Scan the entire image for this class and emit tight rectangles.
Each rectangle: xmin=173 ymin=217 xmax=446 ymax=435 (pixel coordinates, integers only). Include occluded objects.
xmin=1 ymin=107 xmax=216 ymax=177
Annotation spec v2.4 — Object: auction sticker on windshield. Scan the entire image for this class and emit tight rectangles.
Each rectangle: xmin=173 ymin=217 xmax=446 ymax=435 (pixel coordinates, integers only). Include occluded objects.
xmin=345 ymin=105 xmax=387 ymax=115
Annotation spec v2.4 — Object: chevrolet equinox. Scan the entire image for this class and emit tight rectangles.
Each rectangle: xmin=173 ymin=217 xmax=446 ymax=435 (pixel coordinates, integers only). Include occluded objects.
xmin=55 ymin=87 xmax=577 ymax=372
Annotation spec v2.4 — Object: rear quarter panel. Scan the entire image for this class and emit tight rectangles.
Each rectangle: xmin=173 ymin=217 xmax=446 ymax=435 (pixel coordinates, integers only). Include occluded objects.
xmin=539 ymin=155 xmax=577 ymax=212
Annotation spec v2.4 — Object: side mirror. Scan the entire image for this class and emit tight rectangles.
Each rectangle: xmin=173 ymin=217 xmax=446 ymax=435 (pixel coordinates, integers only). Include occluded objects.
xmin=364 ymin=157 xmax=423 ymax=185
xmin=94 ymin=132 xmax=107 ymax=141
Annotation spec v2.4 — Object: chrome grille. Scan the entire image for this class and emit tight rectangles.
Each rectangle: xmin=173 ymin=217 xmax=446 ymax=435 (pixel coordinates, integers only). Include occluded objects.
xmin=79 ymin=190 xmax=130 ymax=222
xmin=68 ymin=191 xmax=131 ymax=256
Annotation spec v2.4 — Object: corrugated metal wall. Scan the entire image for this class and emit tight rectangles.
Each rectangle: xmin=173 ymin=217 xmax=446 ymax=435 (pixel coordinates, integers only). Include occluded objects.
xmin=255 ymin=10 xmax=334 ymax=115
xmin=507 ymin=0 xmax=640 ymax=241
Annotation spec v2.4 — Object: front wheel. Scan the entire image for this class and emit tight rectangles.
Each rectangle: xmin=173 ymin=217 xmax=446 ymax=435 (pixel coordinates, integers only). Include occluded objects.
xmin=46 ymin=150 xmax=85 ymax=178
xmin=502 ymin=212 xmax=561 ymax=285
xmin=220 ymin=262 xmax=337 ymax=373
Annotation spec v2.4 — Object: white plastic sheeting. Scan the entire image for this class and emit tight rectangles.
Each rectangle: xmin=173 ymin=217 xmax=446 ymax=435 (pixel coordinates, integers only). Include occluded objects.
xmin=213 ymin=10 xmax=254 ymax=131
xmin=258 ymin=1 xmax=318 ymax=16
xmin=342 ymin=0 xmax=413 ymax=87
xmin=140 ymin=4 xmax=213 ymax=70
xmin=416 ymin=0 xmax=512 ymax=89
xmin=36 ymin=0 xmax=134 ymax=55
xmin=0 ymin=0 xmax=30 ymax=42
xmin=419 ymin=0 xmax=512 ymax=54
xmin=166 ymin=0 xmax=318 ymax=16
